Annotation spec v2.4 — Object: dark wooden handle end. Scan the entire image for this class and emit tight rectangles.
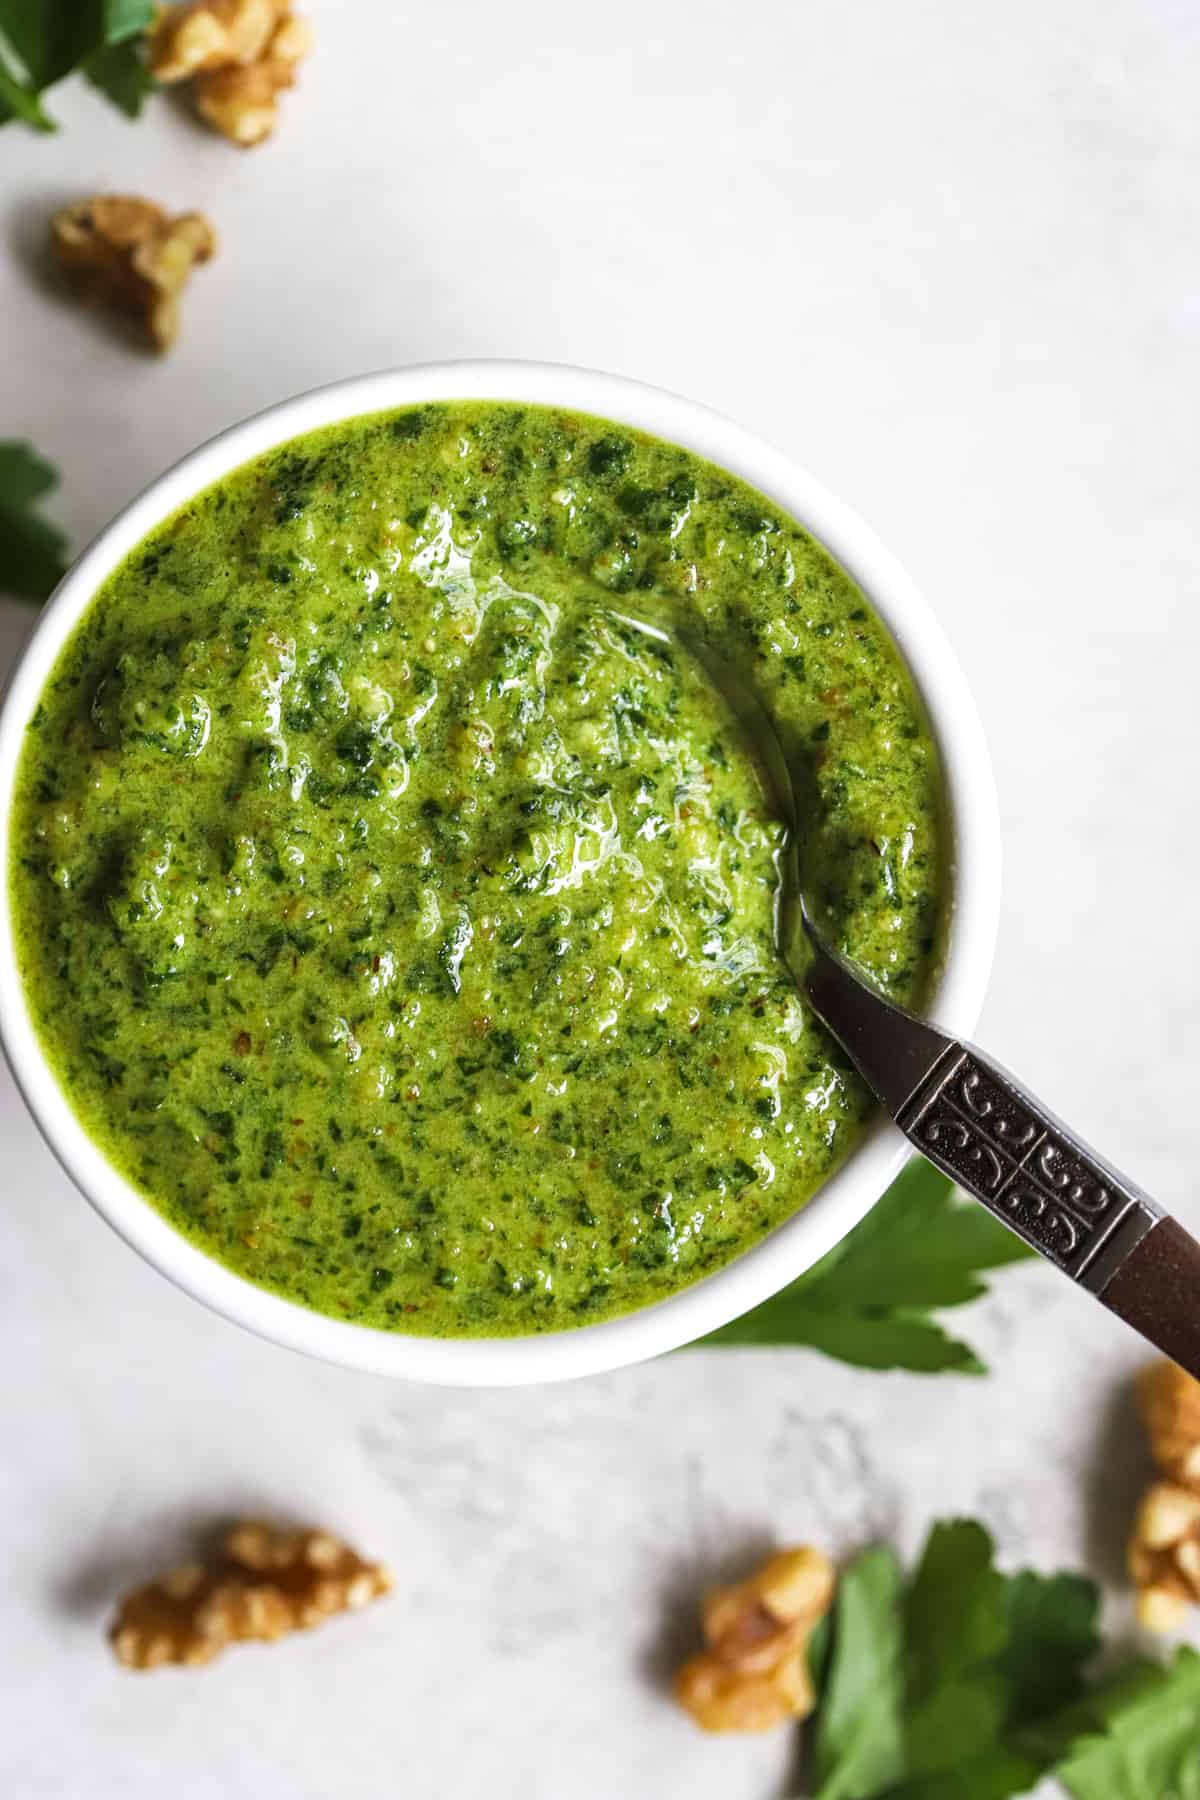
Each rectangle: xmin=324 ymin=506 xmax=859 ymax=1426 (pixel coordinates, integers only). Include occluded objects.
xmin=1100 ymin=1217 xmax=1200 ymax=1380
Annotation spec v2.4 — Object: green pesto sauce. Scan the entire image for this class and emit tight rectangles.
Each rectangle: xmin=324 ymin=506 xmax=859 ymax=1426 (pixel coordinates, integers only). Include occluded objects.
xmin=9 ymin=403 xmax=947 ymax=1337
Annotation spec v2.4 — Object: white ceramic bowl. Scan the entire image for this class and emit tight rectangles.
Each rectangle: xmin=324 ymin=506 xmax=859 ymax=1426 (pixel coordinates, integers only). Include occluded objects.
xmin=0 ymin=361 xmax=1000 ymax=1386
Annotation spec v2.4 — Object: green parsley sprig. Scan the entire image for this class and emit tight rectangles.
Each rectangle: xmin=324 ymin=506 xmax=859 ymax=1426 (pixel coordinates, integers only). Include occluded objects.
xmin=0 ymin=442 xmax=69 ymax=602
xmin=0 ymin=0 xmax=156 ymax=130
xmin=804 ymin=1519 xmax=1200 ymax=1800
xmin=700 ymin=1159 xmax=1034 ymax=1373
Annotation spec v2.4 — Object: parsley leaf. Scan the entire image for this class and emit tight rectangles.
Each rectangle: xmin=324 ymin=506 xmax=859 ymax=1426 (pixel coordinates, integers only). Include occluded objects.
xmin=699 ymin=1159 xmax=1034 ymax=1372
xmin=0 ymin=0 xmax=156 ymax=130
xmin=901 ymin=1520 xmax=1012 ymax=1777
xmin=807 ymin=1520 xmax=1101 ymax=1800
xmin=810 ymin=1546 xmax=905 ymax=1800
xmin=82 ymin=35 xmax=154 ymax=117
xmin=0 ymin=54 xmax=53 ymax=128
xmin=1054 ymin=1648 xmax=1200 ymax=1800
xmin=884 ymin=1748 xmax=1044 ymax=1800
xmin=0 ymin=442 xmax=70 ymax=601
xmin=999 ymin=1569 xmax=1102 ymax=1722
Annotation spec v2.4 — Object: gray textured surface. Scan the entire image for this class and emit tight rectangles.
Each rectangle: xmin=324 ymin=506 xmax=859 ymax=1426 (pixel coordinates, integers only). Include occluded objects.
xmin=2 ymin=0 xmax=1199 ymax=1793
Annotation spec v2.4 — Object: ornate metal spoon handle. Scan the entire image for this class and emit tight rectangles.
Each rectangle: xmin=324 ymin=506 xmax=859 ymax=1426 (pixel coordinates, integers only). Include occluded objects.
xmin=609 ymin=600 xmax=1200 ymax=1373
xmin=804 ymin=930 xmax=1200 ymax=1378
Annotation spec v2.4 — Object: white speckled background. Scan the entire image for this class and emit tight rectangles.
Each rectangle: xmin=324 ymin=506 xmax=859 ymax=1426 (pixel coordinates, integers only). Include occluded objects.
xmin=2 ymin=2 xmax=1199 ymax=1793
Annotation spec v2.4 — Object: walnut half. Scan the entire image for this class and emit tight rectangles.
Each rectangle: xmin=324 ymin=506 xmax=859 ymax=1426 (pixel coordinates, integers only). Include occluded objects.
xmin=110 ymin=1520 xmax=393 ymax=1669
xmin=50 ymin=196 xmax=216 ymax=351
xmin=1138 ymin=1360 xmax=1200 ymax=1489
xmin=1128 ymin=1481 xmax=1200 ymax=1633
xmin=1127 ymin=1360 xmax=1200 ymax=1631
xmin=674 ymin=1547 xmax=836 ymax=1732
xmin=149 ymin=0 xmax=289 ymax=80
xmin=148 ymin=0 xmax=313 ymax=146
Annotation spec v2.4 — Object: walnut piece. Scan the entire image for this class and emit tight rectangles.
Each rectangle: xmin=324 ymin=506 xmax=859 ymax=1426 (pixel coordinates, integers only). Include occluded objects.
xmin=1128 ymin=1480 xmax=1200 ymax=1633
xmin=148 ymin=0 xmax=287 ymax=79
xmin=674 ymin=1547 xmax=836 ymax=1732
xmin=193 ymin=22 xmax=311 ymax=147
xmin=1127 ymin=1361 xmax=1200 ymax=1631
xmin=1138 ymin=1359 xmax=1200 ymax=1489
xmin=110 ymin=1521 xmax=392 ymax=1670
xmin=148 ymin=0 xmax=313 ymax=145
xmin=50 ymin=196 xmax=216 ymax=352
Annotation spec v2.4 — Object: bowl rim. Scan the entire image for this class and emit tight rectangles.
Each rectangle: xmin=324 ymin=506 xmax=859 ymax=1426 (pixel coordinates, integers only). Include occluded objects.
xmin=0 ymin=359 xmax=1001 ymax=1386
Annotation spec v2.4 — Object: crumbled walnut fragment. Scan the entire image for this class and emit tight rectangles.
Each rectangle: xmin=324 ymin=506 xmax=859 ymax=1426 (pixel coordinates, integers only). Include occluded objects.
xmin=674 ymin=1547 xmax=836 ymax=1732
xmin=148 ymin=0 xmax=286 ymax=80
xmin=1127 ymin=1360 xmax=1200 ymax=1631
xmin=109 ymin=1520 xmax=392 ymax=1669
xmin=1138 ymin=1360 xmax=1200 ymax=1489
xmin=148 ymin=0 xmax=313 ymax=145
xmin=193 ymin=23 xmax=311 ymax=146
xmin=1128 ymin=1481 xmax=1200 ymax=1633
xmin=50 ymin=196 xmax=216 ymax=351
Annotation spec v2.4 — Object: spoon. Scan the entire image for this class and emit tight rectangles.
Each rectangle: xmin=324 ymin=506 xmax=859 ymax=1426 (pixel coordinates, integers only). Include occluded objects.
xmin=612 ymin=605 xmax=1200 ymax=1378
